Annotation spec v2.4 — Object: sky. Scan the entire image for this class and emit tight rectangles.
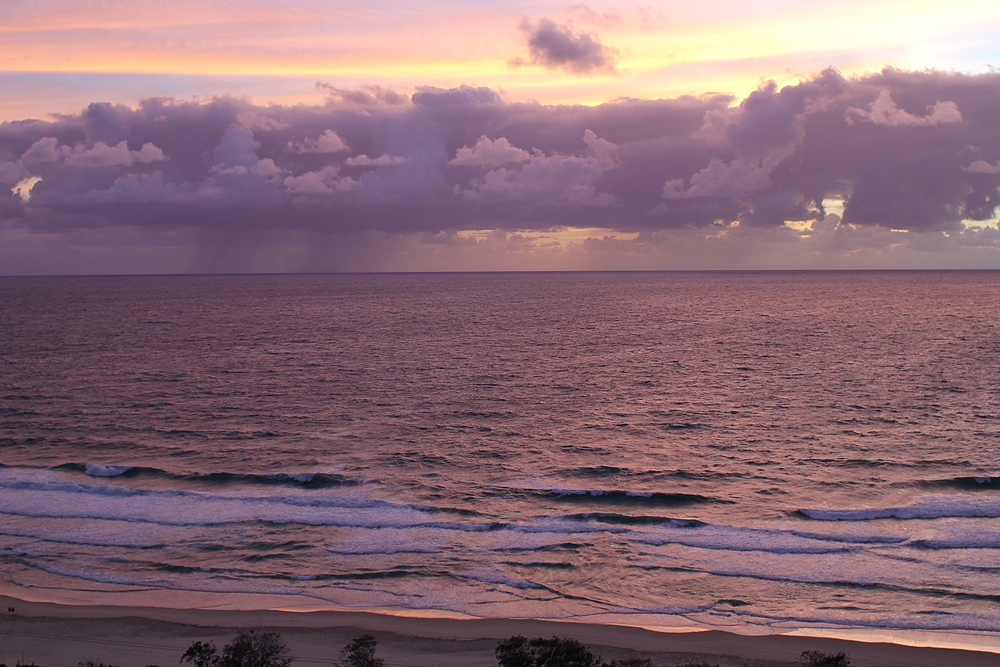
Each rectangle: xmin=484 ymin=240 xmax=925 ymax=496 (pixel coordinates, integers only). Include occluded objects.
xmin=2 ymin=0 xmax=1000 ymax=273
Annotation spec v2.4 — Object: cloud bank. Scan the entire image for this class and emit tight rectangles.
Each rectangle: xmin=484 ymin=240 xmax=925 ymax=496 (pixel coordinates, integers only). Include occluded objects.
xmin=2 ymin=68 xmax=1000 ymax=272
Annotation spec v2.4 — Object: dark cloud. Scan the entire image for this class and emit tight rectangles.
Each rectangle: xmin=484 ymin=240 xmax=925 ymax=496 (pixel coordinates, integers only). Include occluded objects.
xmin=411 ymin=85 xmax=503 ymax=108
xmin=509 ymin=18 xmax=618 ymax=74
xmin=315 ymin=83 xmax=409 ymax=107
xmin=2 ymin=67 xmax=1000 ymax=251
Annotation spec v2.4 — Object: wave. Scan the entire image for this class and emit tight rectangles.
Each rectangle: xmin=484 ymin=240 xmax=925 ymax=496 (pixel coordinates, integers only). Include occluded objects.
xmin=84 ymin=463 xmax=133 ymax=477
xmin=799 ymin=495 xmax=1000 ymax=521
xmin=913 ymin=538 xmax=1000 ymax=550
xmin=543 ymin=488 xmax=726 ymax=506
xmin=0 ymin=472 xmax=642 ymax=539
xmin=504 ymin=481 xmax=727 ymax=507
xmin=327 ymin=546 xmax=439 ymax=555
xmin=563 ymin=512 xmax=705 ymax=527
xmin=506 ymin=561 xmax=575 ymax=570
xmin=0 ymin=527 xmax=167 ymax=549
xmin=50 ymin=462 xmax=357 ymax=489
xmin=454 ymin=572 xmax=544 ymax=589
xmin=637 ymin=561 xmax=1000 ymax=604
xmin=625 ymin=598 xmax=1000 ymax=634
xmin=916 ymin=476 xmax=999 ymax=491
xmin=785 ymin=529 xmax=907 ymax=545
xmin=637 ymin=524 xmax=863 ymax=555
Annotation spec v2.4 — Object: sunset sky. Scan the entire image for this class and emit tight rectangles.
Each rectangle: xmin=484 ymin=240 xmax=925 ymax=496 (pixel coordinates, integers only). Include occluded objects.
xmin=2 ymin=0 xmax=1000 ymax=273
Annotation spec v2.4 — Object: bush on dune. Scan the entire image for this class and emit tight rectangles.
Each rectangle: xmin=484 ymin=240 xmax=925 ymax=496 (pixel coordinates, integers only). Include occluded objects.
xmin=339 ymin=634 xmax=385 ymax=667
xmin=175 ymin=629 xmax=850 ymax=667
xmin=801 ymin=651 xmax=850 ymax=667
xmin=496 ymin=636 xmax=599 ymax=667
xmin=181 ymin=641 xmax=220 ymax=667
xmin=182 ymin=630 xmax=291 ymax=667
xmin=495 ymin=636 xmax=851 ymax=667
xmin=495 ymin=636 xmax=662 ymax=667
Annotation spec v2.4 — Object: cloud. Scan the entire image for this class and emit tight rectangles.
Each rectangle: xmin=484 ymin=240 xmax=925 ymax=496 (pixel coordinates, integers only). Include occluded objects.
xmin=1 ymin=161 xmax=27 ymax=184
xmin=17 ymin=136 xmax=166 ymax=169
xmin=21 ymin=137 xmax=60 ymax=163
xmin=2 ymin=67 xmax=1000 ymax=272
xmin=212 ymin=125 xmax=261 ymax=170
xmin=289 ymin=129 xmax=349 ymax=154
xmin=965 ymin=160 xmax=1000 ymax=174
xmin=450 ymin=136 xmax=532 ymax=167
xmin=848 ymin=89 xmax=963 ymax=127
xmin=284 ymin=166 xmax=359 ymax=195
xmin=13 ymin=176 xmax=41 ymax=202
xmin=662 ymin=149 xmax=795 ymax=200
xmin=315 ymin=84 xmax=410 ymax=107
xmin=345 ymin=154 xmax=408 ymax=166
xmin=411 ymin=85 xmax=501 ymax=107
xmin=63 ymin=140 xmax=166 ymax=168
xmin=509 ymin=18 xmax=618 ymax=74
xmin=458 ymin=129 xmax=619 ymax=205
xmin=236 ymin=112 xmax=290 ymax=132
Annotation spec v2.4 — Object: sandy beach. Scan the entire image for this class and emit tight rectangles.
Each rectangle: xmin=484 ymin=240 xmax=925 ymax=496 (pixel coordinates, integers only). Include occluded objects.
xmin=3 ymin=586 xmax=1000 ymax=667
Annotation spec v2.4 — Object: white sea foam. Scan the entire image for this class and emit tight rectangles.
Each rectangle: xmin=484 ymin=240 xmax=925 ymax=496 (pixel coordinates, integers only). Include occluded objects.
xmin=636 ymin=524 xmax=860 ymax=554
xmin=27 ymin=561 xmax=153 ymax=586
xmin=801 ymin=495 xmax=1000 ymax=521
xmin=0 ymin=469 xmax=655 ymax=538
xmin=509 ymin=520 xmax=629 ymax=535
xmin=786 ymin=528 xmax=908 ymax=545
xmin=85 ymin=463 xmax=134 ymax=477
xmin=0 ymin=524 xmax=168 ymax=549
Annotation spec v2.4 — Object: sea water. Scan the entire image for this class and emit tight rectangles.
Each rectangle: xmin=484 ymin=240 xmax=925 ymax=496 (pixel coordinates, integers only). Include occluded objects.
xmin=2 ymin=271 xmax=1000 ymax=639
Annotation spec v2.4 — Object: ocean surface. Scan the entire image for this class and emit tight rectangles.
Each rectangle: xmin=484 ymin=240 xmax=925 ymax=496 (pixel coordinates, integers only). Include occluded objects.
xmin=2 ymin=271 xmax=1000 ymax=640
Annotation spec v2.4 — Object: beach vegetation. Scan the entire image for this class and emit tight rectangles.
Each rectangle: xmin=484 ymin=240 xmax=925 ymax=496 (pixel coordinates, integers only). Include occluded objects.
xmin=181 ymin=630 xmax=291 ymax=667
xmin=496 ymin=636 xmax=598 ymax=667
xmin=601 ymin=660 xmax=654 ymax=667
xmin=220 ymin=630 xmax=292 ymax=667
xmin=801 ymin=651 xmax=849 ymax=667
xmin=339 ymin=635 xmax=385 ymax=667
xmin=182 ymin=642 xmax=219 ymax=667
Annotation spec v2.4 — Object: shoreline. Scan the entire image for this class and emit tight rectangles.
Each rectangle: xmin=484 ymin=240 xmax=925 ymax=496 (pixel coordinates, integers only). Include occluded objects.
xmin=3 ymin=585 xmax=1000 ymax=667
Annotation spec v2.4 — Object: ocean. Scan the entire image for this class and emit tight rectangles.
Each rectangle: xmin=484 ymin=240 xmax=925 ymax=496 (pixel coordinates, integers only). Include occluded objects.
xmin=2 ymin=271 xmax=1000 ymax=641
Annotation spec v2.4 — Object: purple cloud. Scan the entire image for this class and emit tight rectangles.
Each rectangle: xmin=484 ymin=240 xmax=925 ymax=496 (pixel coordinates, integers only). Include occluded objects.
xmin=509 ymin=18 xmax=618 ymax=74
xmin=2 ymin=67 xmax=999 ymax=248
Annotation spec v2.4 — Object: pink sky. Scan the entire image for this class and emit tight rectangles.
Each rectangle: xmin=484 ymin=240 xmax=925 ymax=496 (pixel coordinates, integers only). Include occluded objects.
xmin=2 ymin=0 xmax=1000 ymax=272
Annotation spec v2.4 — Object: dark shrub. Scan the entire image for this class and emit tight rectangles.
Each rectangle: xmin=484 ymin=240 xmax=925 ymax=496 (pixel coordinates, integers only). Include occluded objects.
xmin=182 ymin=642 xmax=219 ymax=667
xmin=340 ymin=635 xmax=385 ymax=667
xmin=801 ymin=651 xmax=850 ymax=667
xmin=602 ymin=659 xmax=655 ymax=667
xmin=220 ymin=630 xmax=291 ymax=667
xmin=496 ymin=636 xmax=598 ymax=667
xmin=182 ymin=630 xmax=291 ymax=667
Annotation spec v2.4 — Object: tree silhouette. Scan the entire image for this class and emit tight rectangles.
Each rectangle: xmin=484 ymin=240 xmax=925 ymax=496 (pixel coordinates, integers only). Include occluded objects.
xmin=181 ymin=630 xmax=291 ymax=667
xmin=340 ymin=635 xmax=385 ymax=667
xmin=495 ymin=636 xmax=597 ymax=667
xmin=801 ymin=651 xmax=850 ymax=667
